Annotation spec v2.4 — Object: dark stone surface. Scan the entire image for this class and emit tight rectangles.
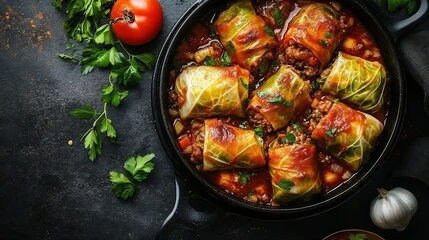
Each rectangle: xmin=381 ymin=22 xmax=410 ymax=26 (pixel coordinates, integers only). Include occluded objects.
xmin=0 ymin=0 xmax=428 ymax=239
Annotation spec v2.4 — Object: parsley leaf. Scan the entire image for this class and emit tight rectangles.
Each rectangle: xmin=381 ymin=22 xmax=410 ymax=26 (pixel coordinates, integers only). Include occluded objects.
xmin=273 ymin=7 xmax=285 ymax=26
xmin=69 ymin=104 xmax=97 ymax=119
xmin=254 ymin=127 xmax=264 ymax=137
xmin=331 ymin=98 xmax=340 ymax=103
xmin=311 ymin=80 xmax=320 ymax=91
xmin=257 ymin=91 xmax=269 ymax=98
xmin=203 ymin=56 xmax=215 ymax=66
xmin=100 ymin=118 xmax=116 ymax=139
xmin=321 ymin=39 xmax=328 ymax=48
xmin=268 ymin=96 xmax=293 ymax=107
xmin=81 ymin=45 xmax=124 ymax=75
xmin=83 ymin=128 xmax=102 ymax=161
xmin=109 ymin=171 xmax=136 ymax=200
xmin=101 ymin=84 xmax=128 ymax=107
xmin=226 ymin=41 xmax=235 ymax=54
xmin=239 ymin=121 xmax=247 ymax=129
xmin=324 ymin=32 xmax=331 ymax=38
xmin=278 ymin=179 xmax=295 ymax=192
xmin=124 ymin=153 xmax=156 ymax=182
xmin=292 ymin=122 xmax=303 ymax=131
xmin=94 ymin=24 xmax=115 ymax=45
xmin=239 ymin=172 xmax=256 ymax=186
xmin=326 ymin=127 xmax=337 ymax=138
xmin=348 ymin=233 xmax=368 ymax=240
xmin=282 ymin=132 xmax=296 ymax=144
xmin=264 ymin=26 xmax=275 ymax=36
xmin=57 ymin=53 xmax=79 ymax=63
xmin=133 ymin=53 xmax=157 ymax=70
xmin=220 ymin=51 xmax=231 ymax=66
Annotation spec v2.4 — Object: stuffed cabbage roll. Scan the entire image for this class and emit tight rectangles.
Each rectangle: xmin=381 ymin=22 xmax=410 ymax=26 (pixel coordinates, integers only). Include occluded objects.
xmin=214 ymin=0 xmax=277 ymax=72
xmin=283 ymin=3 xmax=350 ymax=78
xmin=311 ymin=102 xmax=384 ymax=171
xmin=269 ymin=143 xmax=321 ymax=203
xmin=321 ymin=52 xmax=387 ymax=112
xmin=247 ymin=65 xmax=311 ymax=130
xmin=203 ymin=119 xmax=266 ymax=171
xmin=175 ymin=65 xmax=250 ymax=120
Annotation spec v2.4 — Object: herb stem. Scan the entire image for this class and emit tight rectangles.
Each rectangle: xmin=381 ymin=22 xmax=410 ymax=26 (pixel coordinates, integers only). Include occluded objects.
xmin=92 ymin=104 xmax=107 ymax=128
xmin=80 ymin=127 xmax=94 ymax=143
xmin=117 ymin=40 xmax=132 ymax=60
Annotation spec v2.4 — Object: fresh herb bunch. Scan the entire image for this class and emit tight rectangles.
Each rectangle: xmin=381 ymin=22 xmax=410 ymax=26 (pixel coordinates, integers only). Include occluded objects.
xmin=53 ymin=0 xmax=157 ymax=160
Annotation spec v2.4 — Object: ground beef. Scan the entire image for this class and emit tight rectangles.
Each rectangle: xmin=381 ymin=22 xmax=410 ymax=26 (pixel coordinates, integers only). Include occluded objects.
xmin=285 ymin=44 xmax=320 ymax=78
xmin=190 ymin=126 xmax=204 ymax=164
xmin=276 ymin=123 xmax=311 ymax=146
xmin=307 ymin=96 xmax=335 ymax=133
xmin=247 ymin=109 xmax=274 ymax=133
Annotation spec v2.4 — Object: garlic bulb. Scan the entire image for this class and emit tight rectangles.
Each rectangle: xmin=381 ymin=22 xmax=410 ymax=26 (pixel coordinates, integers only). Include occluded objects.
xmin=370 ymin=187 xmax=418 ymax=231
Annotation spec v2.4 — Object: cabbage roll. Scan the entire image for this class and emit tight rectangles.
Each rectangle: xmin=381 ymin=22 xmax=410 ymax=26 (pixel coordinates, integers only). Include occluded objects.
xmin=311 ymin=102 xmax=384 ymax=171
xmin=175 ymin=65 xmax=250 ymax=120
xmin=214 ymin=0 xmax=277 ymax=72
xmin=321 ymin=52 xmax=387 ymax=112
xmin=203 ymin=119 xmax=266 ymax=171
xmin=247 ymin=65 xmax=311 ymax=130
xmin=269 ymin=143 xmax=321 ymax=203
xmin=283 ymin=3 xmax=349 ymax=77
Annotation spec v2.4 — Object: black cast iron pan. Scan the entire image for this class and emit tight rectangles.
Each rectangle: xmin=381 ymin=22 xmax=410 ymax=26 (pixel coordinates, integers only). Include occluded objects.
xmin=152 ymin=0 xmax=428 ymax=237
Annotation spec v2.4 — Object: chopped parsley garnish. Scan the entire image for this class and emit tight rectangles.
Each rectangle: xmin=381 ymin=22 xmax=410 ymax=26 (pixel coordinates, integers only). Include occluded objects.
xmin=273 ymin=7 xmax=285 ymax=26
xmin=331 ymin=98 xmax=340 ymax=103
xmin=321 ymin=39 xmax=328 ymax=48
xmin=259 ymin=62 xmax=269 ymax=76
xmin=292 ymin=122 xmax=303 ymax=131
xmin=203 ymin=56 xmax=215 ymax=66
xmin=264 ymin=25 xmax=275 ymax=36
xmin=257 ymin=91 xmax=269 ymax=98
xmin=282 ymin=132 xmax=296 ymax=144
xmin=324 ymin=32 xmax=331 ymax=38
xmin=239 ymin=172 xmax=256 ymax=186
xmin=226 ymin=41 xmax=235 ymax=54
xmin=326 ymin=127 xmax=337 ymax=138
xmin=348 ymin=233 xmax=368 ymax=240
xmin=278 ymin=179 xmax=295 ymax=192
xmin=239 ymin=121 xmax=247 ymax=129
xmin=254 ymin=127 xmax=264 ymax=137
xmin=220 ymin=51 xmax=231 ymax=66
xmin=247 ymin=189 xmax=256 ymax=197
xmin=240 ymin=78 xmax=248 ymax=89
xmin=268 ymin=96 xmax=293 ymax=107
xmin=311 ymin=80 xmax=320 ymax=91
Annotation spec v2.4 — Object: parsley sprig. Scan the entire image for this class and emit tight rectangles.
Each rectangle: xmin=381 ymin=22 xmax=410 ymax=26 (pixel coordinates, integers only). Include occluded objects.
xmin=110 ymin=153 xmax=156 ymax=200
xmin=55 ymin=0 xmax=157 ymax=160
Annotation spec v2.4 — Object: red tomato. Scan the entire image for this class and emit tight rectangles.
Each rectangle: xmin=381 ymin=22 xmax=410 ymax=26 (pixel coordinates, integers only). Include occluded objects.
xmin=110 ymin=0 xmax=163 ymax=45
xmin=178 ymin=135 xmax=192 ymax=151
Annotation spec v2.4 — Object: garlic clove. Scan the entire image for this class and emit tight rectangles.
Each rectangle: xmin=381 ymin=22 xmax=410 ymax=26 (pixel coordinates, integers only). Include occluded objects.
xmin=369 ymin=187 xmax=418 ymax=231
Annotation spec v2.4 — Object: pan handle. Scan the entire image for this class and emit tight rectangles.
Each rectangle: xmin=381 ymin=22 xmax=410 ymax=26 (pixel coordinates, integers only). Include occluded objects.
xmin=363 ymin=0 xmax=429 ymax=40
xmin=156 ymin=177 xmax=224 ymax=239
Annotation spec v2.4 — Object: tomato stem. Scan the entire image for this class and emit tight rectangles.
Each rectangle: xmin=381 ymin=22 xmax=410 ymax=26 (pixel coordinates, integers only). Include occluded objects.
xmin=109 ymin=9 xmax=135 ymax=24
